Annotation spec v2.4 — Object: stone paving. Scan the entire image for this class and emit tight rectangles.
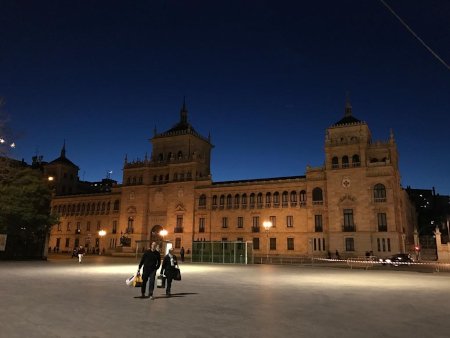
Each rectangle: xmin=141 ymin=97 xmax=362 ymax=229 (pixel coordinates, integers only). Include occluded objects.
xmin=1 ymin=255 xmax=450 ymax=338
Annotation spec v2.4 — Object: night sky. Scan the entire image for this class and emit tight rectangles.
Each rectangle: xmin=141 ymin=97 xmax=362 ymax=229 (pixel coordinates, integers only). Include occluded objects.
xmin=2 ymin=1 xmax=449 ymax=194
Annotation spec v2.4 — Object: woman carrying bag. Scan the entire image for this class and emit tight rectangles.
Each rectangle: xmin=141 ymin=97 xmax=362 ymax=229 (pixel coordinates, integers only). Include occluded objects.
xmin=160 ymin=248 xmax=180 ymax=296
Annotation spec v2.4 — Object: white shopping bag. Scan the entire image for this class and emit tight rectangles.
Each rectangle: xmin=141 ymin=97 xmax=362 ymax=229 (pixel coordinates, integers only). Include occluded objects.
xmin=125 ymin=274 xmax=136 ymax=287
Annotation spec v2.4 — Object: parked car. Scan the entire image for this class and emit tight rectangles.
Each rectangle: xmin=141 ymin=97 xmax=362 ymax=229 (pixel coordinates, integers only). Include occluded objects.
xmin=379 ymin=253 xmax=414 ymax=266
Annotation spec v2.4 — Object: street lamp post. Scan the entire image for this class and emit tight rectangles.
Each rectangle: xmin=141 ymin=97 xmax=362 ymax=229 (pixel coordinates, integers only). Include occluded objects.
xmin=263 ymin=220 xmax=272 ymax=263
xmin=98 ymin=230 xmax=106 ymax=255
xmin=159 ymin=229 xmax=168 ymax=254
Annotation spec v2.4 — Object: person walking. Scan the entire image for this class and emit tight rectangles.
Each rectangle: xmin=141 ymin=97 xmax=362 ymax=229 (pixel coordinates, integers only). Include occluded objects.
xmin=180 ymin=246 xmax=185 ymax=262
xmin=138 ymin=242 xmax=161 ymax=299
xmin=160 ymin=248 xmax=179 ymax=297
xmin=77 ymin=246 xmax=85 ymax=263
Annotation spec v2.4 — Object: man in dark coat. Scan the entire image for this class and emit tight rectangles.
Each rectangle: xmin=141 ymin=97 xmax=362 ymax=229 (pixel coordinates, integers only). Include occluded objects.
xmin=160 ymin=248 xmax=178 ymax=296
xmin=138 ymin=242 xmax=161 ymax=299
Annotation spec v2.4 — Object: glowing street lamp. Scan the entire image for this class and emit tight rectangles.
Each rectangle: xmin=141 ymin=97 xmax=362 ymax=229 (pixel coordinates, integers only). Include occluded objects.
xmin=263 ymin=220 xmax=272 ymax=262
xmin=159 ymin=229 xmax=168 ymax=254
xmin=98 ymin=229 xmax=106 ymax=255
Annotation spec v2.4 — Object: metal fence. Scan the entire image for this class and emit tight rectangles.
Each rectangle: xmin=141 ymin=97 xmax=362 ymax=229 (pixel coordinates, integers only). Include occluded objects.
xmin=192 ymin=241 xmax=253 ymax=264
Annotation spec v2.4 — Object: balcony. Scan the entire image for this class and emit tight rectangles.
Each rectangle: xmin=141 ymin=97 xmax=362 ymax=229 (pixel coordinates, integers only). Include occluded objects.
xmin=342 ymin=224 xmax=356 ymax=232
xmin=174 ymin=227 xmax=184 ymax=233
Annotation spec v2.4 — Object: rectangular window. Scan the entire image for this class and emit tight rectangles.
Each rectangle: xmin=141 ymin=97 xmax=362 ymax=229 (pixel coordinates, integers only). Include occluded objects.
xmin=237 ymin=217 xmax=244 ymax=228
xmin=199 ymin=218 xmax=205 ymax=233
xmin=252 ymin=216 xmax=259 ymax=228
xmin=270 ymin=238 xmax=276 ymax=250
xmin=377 ymin=238 xmax=381 ymax=251
xmin=86 ymin=221 xmax=91 ymax=232
xmin=343 ymin=209 xmax=355 ymax=231
xmin=57 ymin=223 xmax=61 ymax=231
xmin=387 ymin=238 xmax=391 ymax=252
xmin=175 ymin=238 xmax=181 ymax=249
xmin=222 ymin=217 xmax=228 ymax=228
xmin=286 ymin=216 xmax=294 ymax=228
xmin=382 ymin=238 xmax=386 ymax=252
xmin=322 ymin=238 xmax=325 ymax=251
xmin=287 ymin=238 xmax=294 ymax=250
xmin=315 ymin=215 xmax=323 ymax=232
xmin=253 ymin=238 xmax=260 ymax=250
xmin=270 ymin=216 xmax=276 ymax=228
xmin=65 ymin=238 xmax=70 ymax=248
xmin=177 ymin=215 xmax=183 ymax=228
xmin=377 ymin=213 xmax=387 ymax=232
xmin=314 ymin=238 xmax=317 ymax=251
xmin=345 ymin=238 xmax=355 ymax=251
xmin=112 ymin=220 xmax=117 ymax=234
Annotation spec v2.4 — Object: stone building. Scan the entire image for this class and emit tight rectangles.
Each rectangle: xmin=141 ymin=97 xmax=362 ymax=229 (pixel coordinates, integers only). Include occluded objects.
xmin=48 ymin=101 xmax=416 ymax=259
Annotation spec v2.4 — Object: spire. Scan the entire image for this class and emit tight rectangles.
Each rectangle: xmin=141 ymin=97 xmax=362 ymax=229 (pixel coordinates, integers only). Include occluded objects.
xmin=124 ymin=154 xmax=128 ymax=165
xmin=60 ymin=140 xmax=66 ymax=158
xmin=344 ymin=92 xmax=352 ymax=117
xmin=389 ymin=128 xmax=395 ymax=143
xmin=180 ymin=97 xmax=188 ymax=124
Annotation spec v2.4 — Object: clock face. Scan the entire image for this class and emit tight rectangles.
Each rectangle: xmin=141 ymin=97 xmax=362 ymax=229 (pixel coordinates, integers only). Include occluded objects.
xmin=342 ymin=177 xmax=351 ymax=188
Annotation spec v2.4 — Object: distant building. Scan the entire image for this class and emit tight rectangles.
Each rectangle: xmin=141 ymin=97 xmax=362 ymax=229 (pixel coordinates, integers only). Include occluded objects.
xmin=47 ymin=101 xmax=416 ymax=258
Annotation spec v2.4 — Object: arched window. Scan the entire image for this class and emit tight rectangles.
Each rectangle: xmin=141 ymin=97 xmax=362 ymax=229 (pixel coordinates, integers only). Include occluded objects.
xmin=158 ymin=153 xmax=164 ymax=162
xmin=199 ymin=194 xmax=207 ymax=208
xmin=113 ymin=200 xmax=120 ymax=211
xmin=234 ymin=194 xmax=240 ymax=208
xmin=299 ymin=190 xmax=306 ymax=206
xmin=132 ymin=177 xmax=136 ymax=184
xmin=374 ymin=184 xmax=386 ymax=202
xmin=226 ymin=194 xmax=232 ymax=208
xmin=91 ymin=203 xmax=95 ymax=214
xmin=312 ymin=187 xmax=323 ymax=205
xmin=249 ymin=193 xmax=255 ymax=208
xmin=342 ymin=156 xmax=349 ymax=168
xmin=332 ymin=156 xmax=339 ymax=169
xmin=352 ymin=154 xmax=360 ymax=167
xmin=97 ymin=202 xmax=101 ymax=212
xmin=257 ymin=193 xmax=263 ymax=208
xmin=173 ymin=173 xmax=178 ymax=181
xmin=219 ymin=195 xmax=225 ymax=208
xmin=265 ymin=192 xmax=272 ymax=207
xmin=212 ymin=195 xmax=218 ymax=208
xmin=159 ymin=175 xmax=163 ymax=182
xmin=106 ymin=202 xmax=110 ymax=211
xmin=290 ymin=191 xmax=297 ymax=206
xmin=241 ymin=194 xmax=247 ymax=208
xmin=282 ymin=191 xmax=289 ymax=207
xmin=273 ymin=192 xmax=280 ymax=206
xmin=101 ymin=202 xmax=106 ymax=212
xmin=72 ymin=204 xmax=76 ymax=215
xmin=77 ymin=203 xmax=81 ymax=212
xmin=177 ymin=151 xmax=183 ymax=160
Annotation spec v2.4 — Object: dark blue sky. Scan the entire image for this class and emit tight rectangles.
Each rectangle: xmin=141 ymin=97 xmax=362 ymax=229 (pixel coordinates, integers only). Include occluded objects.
xmin=2 ymin=0 xmax=450 ymax=194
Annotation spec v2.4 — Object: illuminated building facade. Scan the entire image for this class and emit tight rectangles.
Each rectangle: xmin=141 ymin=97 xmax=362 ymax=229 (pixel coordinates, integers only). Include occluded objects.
xmin=48 ymin=101 xmax=416 ymax=258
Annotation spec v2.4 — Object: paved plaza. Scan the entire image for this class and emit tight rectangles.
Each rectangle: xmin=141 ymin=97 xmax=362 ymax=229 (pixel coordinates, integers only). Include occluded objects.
xmin=1 ymin=255 xmax=450 ymax=338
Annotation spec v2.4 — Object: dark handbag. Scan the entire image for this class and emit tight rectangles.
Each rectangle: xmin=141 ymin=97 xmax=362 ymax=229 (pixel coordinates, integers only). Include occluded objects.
xmin=174 ymin=267 xmax=181 ymax=281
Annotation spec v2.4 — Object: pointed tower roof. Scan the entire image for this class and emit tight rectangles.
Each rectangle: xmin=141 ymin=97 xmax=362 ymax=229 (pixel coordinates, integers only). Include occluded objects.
xmin=153 ymin=100 xmax=211 ymax=143
xmin=47 ymin=141 xmax=79 ymax=168
xmin=332 ymin=95 xmax=362 ymax=126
